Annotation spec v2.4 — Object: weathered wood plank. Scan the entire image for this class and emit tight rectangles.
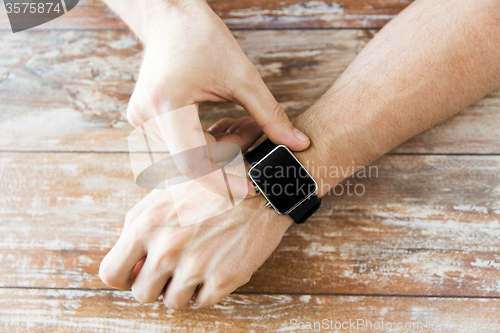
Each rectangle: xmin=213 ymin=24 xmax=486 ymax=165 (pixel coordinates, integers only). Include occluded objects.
xmin=0 ymin=0 xmax=412 ymax=31
xmin=1 ymin=30 xmax=499 ymax=153
xmin=0 ymin=288 xmax=498 ymax=332
xmin=1 ymin=153 xmax=499 ymax=296
xmin=211 ymin=0 xmax=413 ymax=29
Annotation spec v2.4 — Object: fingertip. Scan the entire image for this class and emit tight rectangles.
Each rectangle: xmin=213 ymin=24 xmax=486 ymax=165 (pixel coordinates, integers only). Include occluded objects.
xmin=246 ymin=180 xmax=256 ymax=198
xmin=207 ymin=118 xmax=236 ymax=134
xmin=98 ymin=261 xmax=112 ymax=286
xmin=225 ymin=174 xmax=253 ymax=199
xmin=266 ymin=129 xmax=310 ymax=152
xmin=293 ymin=127 xmax=310 ymax=144
xmin=290 ymin=136 xmax=311 ymax=152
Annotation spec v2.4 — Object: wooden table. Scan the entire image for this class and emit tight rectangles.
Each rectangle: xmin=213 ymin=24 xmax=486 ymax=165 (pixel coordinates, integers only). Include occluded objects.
xmin=1 ymin=0 xmax=499 ymax=331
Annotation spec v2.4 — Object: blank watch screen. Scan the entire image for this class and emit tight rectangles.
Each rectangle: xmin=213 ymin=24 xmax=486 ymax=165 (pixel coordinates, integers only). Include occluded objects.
xmin=249 ymin=146 xmax=317 ymax=214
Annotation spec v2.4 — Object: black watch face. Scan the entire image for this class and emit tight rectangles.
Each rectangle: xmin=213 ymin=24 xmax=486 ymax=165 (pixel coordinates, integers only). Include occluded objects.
xmin=248 ymin=145 xmax=317 ymax=215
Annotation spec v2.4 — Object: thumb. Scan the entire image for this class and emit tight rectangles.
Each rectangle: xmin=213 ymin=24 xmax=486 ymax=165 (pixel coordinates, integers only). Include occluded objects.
xmin=233 ymin=73 xmax=310 ymax=151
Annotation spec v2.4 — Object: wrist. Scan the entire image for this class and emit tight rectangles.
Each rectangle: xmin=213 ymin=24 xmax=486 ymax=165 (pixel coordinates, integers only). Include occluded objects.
xmin=292 ymin=106 xmax=355 ymax=197
xmin=252 ymin=193 xmax=294 ymax=232
xmin=141 ymin=0 xmax=212 ymax=45
xmin=245 ymin=160 xmax=294 ymax=231
xmin=292 ymin=93 xmax=390 ymax=197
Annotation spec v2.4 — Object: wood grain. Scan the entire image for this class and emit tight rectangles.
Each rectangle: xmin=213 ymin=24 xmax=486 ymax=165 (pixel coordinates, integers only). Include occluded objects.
xmin=1 ymin=152 xmax=499 ymax=297
xmin=1 ymin=29 xmax=499 ymax=153
xmin=1 ymin=0 xmax=496 ymax=330
xmin=0 ymin=0 xmax=413 ymax=31
xmin=210 ymin=0 xmax=413 ymax=29
xmin=0 ymin=288 xmax=498 ymax=333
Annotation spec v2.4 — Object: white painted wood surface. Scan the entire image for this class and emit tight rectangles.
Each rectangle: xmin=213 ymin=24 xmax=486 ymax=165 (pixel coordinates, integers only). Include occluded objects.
xmin=1 ymin=30 xmax=498 ymax=153
xmin=0 ymin=0 xmax=499 ymax=331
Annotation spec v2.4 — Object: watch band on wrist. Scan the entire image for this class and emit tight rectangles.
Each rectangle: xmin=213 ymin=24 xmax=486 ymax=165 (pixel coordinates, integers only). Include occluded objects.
xmin=288 ymin=193 xmax=322 ymax=224
xmin=244 ymin=138 xmax=280 ymax=166
xmin=244 ymin=139 xmax=321 ymax=224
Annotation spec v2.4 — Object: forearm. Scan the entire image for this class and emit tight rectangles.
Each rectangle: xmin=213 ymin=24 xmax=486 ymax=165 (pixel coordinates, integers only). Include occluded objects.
xmin=295 ymin=0 xmax=500 ymax=196
xmin=102 ymin=0 xmax=208 ymax=43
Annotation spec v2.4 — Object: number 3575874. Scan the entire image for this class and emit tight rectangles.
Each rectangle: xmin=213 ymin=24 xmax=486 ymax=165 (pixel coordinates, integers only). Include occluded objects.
xmin=5 ymin=2 xmax=62 ymax=14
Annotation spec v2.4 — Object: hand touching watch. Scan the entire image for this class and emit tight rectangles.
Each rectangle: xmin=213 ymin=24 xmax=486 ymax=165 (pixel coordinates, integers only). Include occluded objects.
xmin=99 ymin=117 xmax=296 ymax=309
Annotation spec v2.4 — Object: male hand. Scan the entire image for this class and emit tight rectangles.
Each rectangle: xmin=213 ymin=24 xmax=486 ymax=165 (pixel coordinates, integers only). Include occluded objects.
xmin=99 ymin=117 xmax=293 ymax=308
xmin=126 ymin=0 xmax=310 ymax=152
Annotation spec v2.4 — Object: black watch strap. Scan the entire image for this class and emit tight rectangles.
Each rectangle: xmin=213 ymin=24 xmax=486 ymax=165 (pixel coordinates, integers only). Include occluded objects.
xmin=244 ymin=139 xmax=321 ymax=224
xmin=288 ymin=194 xmax=322 ymax=224
xmin=244 ymin=138 xmax=279 ymax=166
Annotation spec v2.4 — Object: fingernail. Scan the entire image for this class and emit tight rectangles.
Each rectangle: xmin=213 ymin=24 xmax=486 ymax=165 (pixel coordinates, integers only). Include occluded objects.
xmin=247 ymin=182 xmax=256 ymax=198
xmin=293 ymin=127 xmax=309 ymax=142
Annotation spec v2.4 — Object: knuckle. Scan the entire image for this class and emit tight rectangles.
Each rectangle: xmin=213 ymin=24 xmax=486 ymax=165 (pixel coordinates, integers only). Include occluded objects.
xmin=239 ymin=273 xmax=252 ymax=287
xmin=270 ymin=102 xmax=288 ymax=124
xmin=210 ymin=270 xmax=251 ymax=292
xmin=150 ymin=249 xmax=178 ymax=275
xmin=212 ymin=273 xmax=237 ymax=291
xmin=132 ymin=285 xmax=156 ymax=304
xmin=142 ymin=81 xmax=164 ymax=113
xmin=195 ymin=286 xmax=225 ymax=308
xmin=126 ymin=82 xmax=164 ymax=128
xmin=125 ymin=230 xmax=145 ymax=252
xmin=144 ymin=72 xmax=194 ymax=112
xmin=181 ymin=258 xmax=206 ymax=281
xmin=143 ymin=206 xmax=163 ymax=225
xmin=133 ymin=209 xmax=165 ymax=238
xmin=124 ymin=210 xmax=135 ymax=228
xmin=221 ymin=77 xmax=240 ymax=100
xmin=99 ymin=260 xmax=126 ymax=290
xmin=241 ymin=64 xmax=259 ymax=83
xmin=98 ymin=261 xmax=114 ymax=286
xmin=164 ymin=297 xmax=185 ymax=310
xmin=126 ymin=99 xmax=145 ymax=128
xmin=196 ymin=299 xmax=212 ymax=308
xmin=230 ymin=66 xmax=258 ymax=98
xmin=127 ymin=90 xmax=148 ymax=127
xmin=195 ymin=292 xmax=215 ymax=308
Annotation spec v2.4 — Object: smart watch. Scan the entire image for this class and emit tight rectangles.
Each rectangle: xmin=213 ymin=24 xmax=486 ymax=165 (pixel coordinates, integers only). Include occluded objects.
xmin=245 ymin=139 xmax=321 ymax=224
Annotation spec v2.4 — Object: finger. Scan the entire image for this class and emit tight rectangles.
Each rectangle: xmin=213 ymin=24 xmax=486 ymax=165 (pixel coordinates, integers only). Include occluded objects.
xmin=212 ymin=119 xmax=262 ymax=199
xmin=131 ymin=255 xmax=174 ymax=304
xmin=226 ymin=116 xmax=254 ymax=134
xmin=163 ymin=275 xmax=202 ymax=310
xmin=124 ymin=189 xmax=165 ymax=231
xmin=204 ymin=119 xmax=261 ymax=199
xmin=127 ymin=94 xmax=166 ymax=147
xmin=99 ymin=233 xmax=147 ymax=290
xmin=232 ymin=72 xmax=310 ymax=151
xmin=172 ymin=164 xmax=253 ymax=202
xmin=214 ymin=120 xmax=263 ymax=153
xmin=194 ymin=280 xmax=239 ymax=308
xmin=156 ymin=104 xmax=217 ymax=184
xmin=207 ymin=117 xmax=236 ymax=135
xmin=131 ymin=258 xmax=145 ymax=281
xmin=225 ymin=173 xmax=256 ymax=199
xmin=156 ymin=104 xmax=206 ymax=156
